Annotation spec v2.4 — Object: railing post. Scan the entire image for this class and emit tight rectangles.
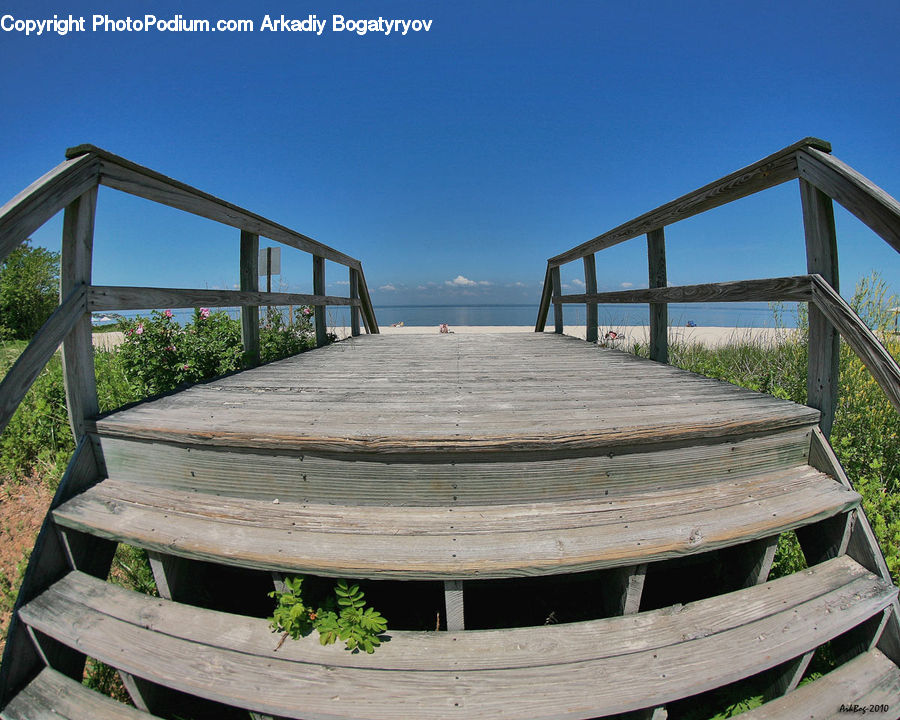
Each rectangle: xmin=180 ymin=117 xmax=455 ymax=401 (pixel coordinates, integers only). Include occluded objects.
xmin=535 ymin=265 xmax=552 ymax=332
xmin=349 ymin=267 xmax=360 ymax=337
xmin=583 ymin=254 xmax=598 ymax=343
xmin=800 ymin=179 xmax=839 ymax=437
xmin=551 ymin=265 xmax=563 ymax=334
xmin=647 ymin=227 xmax=668 ymax=363
xmin=313 ymin=255 xmax=327 ymax=346
xmin=60 ymin=186 xmax=99 ymax=440
xmin=240 ymin=231 xmax=260 ymax=367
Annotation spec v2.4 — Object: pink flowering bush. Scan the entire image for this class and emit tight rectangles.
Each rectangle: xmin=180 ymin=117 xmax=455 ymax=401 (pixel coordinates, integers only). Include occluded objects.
xmin=118 ymin=306 xmax=318 ymax=396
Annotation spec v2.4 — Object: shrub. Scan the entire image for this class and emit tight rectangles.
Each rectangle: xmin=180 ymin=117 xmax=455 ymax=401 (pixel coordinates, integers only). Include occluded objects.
xmin=0 ymin=242 xmax=59 ymax=341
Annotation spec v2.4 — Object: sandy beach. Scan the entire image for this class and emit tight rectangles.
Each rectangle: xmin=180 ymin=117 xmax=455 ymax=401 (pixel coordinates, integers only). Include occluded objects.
xmin=93 ymin=325 xmax=794 ymax=350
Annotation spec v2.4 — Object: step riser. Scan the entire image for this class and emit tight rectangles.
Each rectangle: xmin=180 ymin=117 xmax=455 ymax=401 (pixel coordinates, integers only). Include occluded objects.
xmin=92 ymin=427 xmax=814 ymax=505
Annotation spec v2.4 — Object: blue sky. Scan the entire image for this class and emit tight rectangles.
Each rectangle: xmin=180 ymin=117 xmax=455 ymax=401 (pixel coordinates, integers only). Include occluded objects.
xmin=2 ymin=0 xmax=899 ymax=307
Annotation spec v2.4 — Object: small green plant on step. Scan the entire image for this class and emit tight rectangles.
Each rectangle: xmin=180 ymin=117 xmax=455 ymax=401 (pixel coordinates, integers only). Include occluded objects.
xmin=269 ymin=577 xmax=387 ymax=653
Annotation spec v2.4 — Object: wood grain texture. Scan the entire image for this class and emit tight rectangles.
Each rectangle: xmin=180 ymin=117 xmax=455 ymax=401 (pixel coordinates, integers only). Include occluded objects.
xmin=0 ymin=154 xmax=99 ymax=265
xmin=797 ymin=147 xmax=900 ymax=254
xmin=64 ymin=146 xmax=360 ymax=269
xmin=535 ymin=265 xmax=552 ymax=332
xmin=52 ymin=466 xmax=858 ymax=579
xmin=810 ymin=274 xmax=900 ymax=413
xmin=801 ymin=180 xmax=839 ymax=438
xmin=0 ymin=286 xmax=85 ymax=437
xmin=240 ymin=231 xmax=260 ymax=367
xmin=349 ymin=267 xmax=360 ymax=337
xmin=557 ymin=276 xmax=813 ymax=305
xmin=88 ymin=285 xmax=359 ymax=312
xmin=647 ymin=228 xmax=667 ymax=364
xmin=548 ymin=138 xmax=830 ymax=267
xmin=60 ymin=187 xmax=99 ymax=441
xmin=582 ymin=255 xmax=598 ymax=343
xmin=313 ymin=255 xmax=326 ymax=347
xmin=89 ymin=334 xmax=820 ymax=457
xmin=551 ymin=266 xmax=563 ymax=333
xmin=93 ymin=427 xmax=814 ymax=506
xmin=355 ymin=265 xmax=380 ymax=334
xmin=1 ymin=667 xmax=158 ymax=719
xmin=762 ymin=650 xmax=814 ymax=702
xmin=17 ymin=556 xmax=894 ymax=719
xmin=741 ymin=649 xmax=900 ymax=718
xmin=0 ymin=439 xmax=112 ymax=708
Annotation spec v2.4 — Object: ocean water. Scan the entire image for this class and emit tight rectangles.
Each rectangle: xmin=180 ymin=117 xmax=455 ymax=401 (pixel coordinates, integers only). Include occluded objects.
xmin=98 ymin=302 xmax=800 ymax=329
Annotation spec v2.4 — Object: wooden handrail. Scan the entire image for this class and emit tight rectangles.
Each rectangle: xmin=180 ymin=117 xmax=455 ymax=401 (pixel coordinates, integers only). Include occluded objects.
xmin=552 ymin=272 xmax=900 ymax=418
xmin=66 ymin=144 xmax=362 ymax=270
xmin=0 ymin=146 xmax=381 ymax=448
xmin=555 ymin=276 xmax=814 ymax=305
xmin=0 ymin=287 xmax=86 ymax=436
xmin=547 ymin=138 xmax=831 ymax=267
xmin=809 ymin=274 xmax=900 ymax=413
xmin=797 ymin=148 xmax=900 ymax=254
xmin=88 ymin=286 xmax=361 ymax=312
xmin=0 ymin=154 xmax=100 ymax=264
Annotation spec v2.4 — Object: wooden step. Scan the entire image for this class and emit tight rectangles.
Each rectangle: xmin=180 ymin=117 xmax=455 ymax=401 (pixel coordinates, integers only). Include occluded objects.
xmin=92 ymin=426 xmax=815 ymax=506
xmin=52 ymin=465 xmax=859 ymax=579
xmin=87 ymin=333 xmax=821 ymax=456
xmin=17 ymin=556 xmax=896 ymax=719
xmin=739 ymin=648 xmax=900 ymax=718
xmin=0 ymin=667 xmax=158 ymax=720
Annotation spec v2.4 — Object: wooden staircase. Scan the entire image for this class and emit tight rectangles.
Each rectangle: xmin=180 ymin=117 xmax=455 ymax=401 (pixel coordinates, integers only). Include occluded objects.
xmin=2 ymin=141 xmax=900 ymax=718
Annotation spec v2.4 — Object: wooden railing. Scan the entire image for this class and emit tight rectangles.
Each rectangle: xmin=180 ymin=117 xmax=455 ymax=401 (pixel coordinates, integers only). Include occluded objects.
xmin=536 ymin=138 xmax=900 ymax=437
xmin=0 ymin=145 xmax=379 ymax=440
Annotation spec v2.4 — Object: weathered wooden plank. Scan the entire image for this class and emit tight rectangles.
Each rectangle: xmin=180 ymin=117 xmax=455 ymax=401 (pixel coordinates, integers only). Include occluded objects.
xmin=602 ymin=564 xmax=646 ymax=616
xmin=762 ymin=650 xmax=814 ymax=702
xmin=550 ymin=265 xmax=563 ymax=333
xmin=810 ymin=274 xmax=900 ymax=414
xmin=88 ymin=285 xmax=359 ymax=312
xmin=548 ymin=138 xmax=829 ymax=267
xmin=647 ymin=228 xmax=667 ymax=364
xmin=52 ymin=468 xmax=858 ymax=580
xmin=355 ymin=265 xmax=379 ymax=334
xmin=240 ymin=231 xmax=260 ymax=367
xmin=0 ymin=154 xmax=100 ymax=265
xmin=0 ymin=438 xmax=112 ymax=708
xmin=582 ymin=255 xmax=598 ymax=343
xmin=535 ymin=265 xmax=552 ymax=332
xmin=557 ymin=275 xmax=813 ymax=305
xmin=0 ymin=286 xmax=85 ymax=437
xmin=444 ymin=580 xmax=465 ymax=631
xmin=17 ymin=556 xmax=894 ymax=719
xmin=349 ymin=267 xmax=360 ymax=337
xmin=797 ymin=147 xmax=900 ymax=254
xmin=740 ymin=648 xmax=900 ymax=718
xmin=726 ymin=535 xmax=780 ymax=588
xmin=93 ymin=428 xmax=813 ymax=506
xmin=1 ymin=666 xmax=158 ymax=719
xmin=800 ymin=179 xmax=840 ymax=437
xmin=796 ymin=510 xmax=854 ymax=567
xmin=65 ymin=147 xmax=359 ymax=269
xmin=60 ymin=187 xmax=99 ymax=441
xmin=313 ymin=255 xmax=327 ymax=346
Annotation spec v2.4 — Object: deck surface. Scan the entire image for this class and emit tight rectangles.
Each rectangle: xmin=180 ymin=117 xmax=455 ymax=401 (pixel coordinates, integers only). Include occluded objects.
xmin=91 ymin=333 xmax=818 ymax=455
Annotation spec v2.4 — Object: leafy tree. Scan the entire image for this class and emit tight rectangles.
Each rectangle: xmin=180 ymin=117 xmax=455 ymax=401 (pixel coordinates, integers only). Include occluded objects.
xmin=0 ymin=242 xmax=60 ymax=340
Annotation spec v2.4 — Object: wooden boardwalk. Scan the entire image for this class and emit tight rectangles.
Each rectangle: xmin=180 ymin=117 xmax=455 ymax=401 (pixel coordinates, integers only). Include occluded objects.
xmin=4 ymin=140 xmax=900 ymax=719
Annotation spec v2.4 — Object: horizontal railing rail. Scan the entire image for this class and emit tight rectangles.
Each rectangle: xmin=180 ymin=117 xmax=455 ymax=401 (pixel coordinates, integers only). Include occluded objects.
xmin=0 ymin=145 xmax=380 ymax=439
xmin=537 ymin=138 xmax=900 ymax=437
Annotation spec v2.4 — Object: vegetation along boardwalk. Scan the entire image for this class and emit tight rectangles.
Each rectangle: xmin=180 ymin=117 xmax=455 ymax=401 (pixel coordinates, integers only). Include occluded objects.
xmin=1 ymin=139 xmax=899 ymax=718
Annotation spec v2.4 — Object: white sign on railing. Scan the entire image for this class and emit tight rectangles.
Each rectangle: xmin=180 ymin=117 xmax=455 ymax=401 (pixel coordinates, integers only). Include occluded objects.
xmin=258 ymin=246 xmax=281 ymax=275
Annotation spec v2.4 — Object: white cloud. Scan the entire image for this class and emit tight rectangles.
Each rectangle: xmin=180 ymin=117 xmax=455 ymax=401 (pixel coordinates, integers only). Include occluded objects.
xmin=477 ymin=280 xmax=492 ymax=286
xmin=379 ymin=284 xmax=397 ymax=291
xmin=620 ymin=282 xmax=634 ymax=288
xmin=571 ymin=278 xmax=585 ymax=287
xmin=416 ymin=285 xmax=427 ymax=290
xmin=507 ymin=281 xmax=526 ymax=288
xmin=446 ymin=275 xmax=477 ymax=287
xmin=331 ymin=280 xmax=350 ymax=286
